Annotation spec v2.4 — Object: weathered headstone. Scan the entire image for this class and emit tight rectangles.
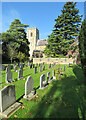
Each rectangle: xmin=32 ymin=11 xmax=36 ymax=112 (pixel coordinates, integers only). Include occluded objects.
xmin=23 ymin=76 xmax=36 ymax=100
xmin=0 ymin=85 xmax=21 ymax=117
xmin=47 ymin=72 xmax=52 ymax=83
xmin=18 ymin=67 xmax=23 ymax=80
xmin=39 ymin=66 xmax=42 ymax=72
xmin=34 ymin=67 xmax=37 ymax=74
xmin=6 ymin=66 xmax=12 ymax=83
xmin=30 ymin=64 xmax=32 ymax=69
xmin=53 ymin=70 xmax=56 ymax=80
xmin=43 ymin=65 xmax=45 ymax=71
xmin=64 ymin=65 xmax=66 ymax=71
xmin=39 ymin=74 xmax=47 ymax=89
xmin=61 ymin=67 xmax=62 ymax=71
xmin=48 ymin=64 xmax=51 ymax=69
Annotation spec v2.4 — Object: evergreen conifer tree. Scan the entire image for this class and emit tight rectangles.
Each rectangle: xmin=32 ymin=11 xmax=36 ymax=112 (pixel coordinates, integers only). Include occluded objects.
xmin=44 ymin=2 xmax=82 ymax=57
xmin=78 ymin=19 xmax=86 ymax=84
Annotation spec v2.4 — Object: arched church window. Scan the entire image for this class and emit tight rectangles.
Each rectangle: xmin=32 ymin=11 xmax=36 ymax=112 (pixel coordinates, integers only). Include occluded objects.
xmin=31 ymin=32 xmax=33 ymax=37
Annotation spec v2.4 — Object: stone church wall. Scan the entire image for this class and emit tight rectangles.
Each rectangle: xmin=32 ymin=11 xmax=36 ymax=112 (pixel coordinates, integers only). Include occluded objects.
xmin=33 ymin=58 xmax=75 ymax=64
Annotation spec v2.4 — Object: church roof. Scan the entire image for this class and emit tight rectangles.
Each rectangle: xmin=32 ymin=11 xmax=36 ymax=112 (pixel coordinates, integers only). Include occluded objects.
xmin=37 ymin=39 xmax=48 ymax=46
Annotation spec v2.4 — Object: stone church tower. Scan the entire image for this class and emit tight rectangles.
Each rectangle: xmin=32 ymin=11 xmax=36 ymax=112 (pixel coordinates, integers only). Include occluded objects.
xmin=27 ymin=27 xmax=39 ymax=60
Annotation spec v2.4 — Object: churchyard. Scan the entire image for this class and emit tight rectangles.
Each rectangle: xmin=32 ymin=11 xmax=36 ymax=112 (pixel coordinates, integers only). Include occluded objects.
xmin=0 ymin=62 xmax=85 ymax=119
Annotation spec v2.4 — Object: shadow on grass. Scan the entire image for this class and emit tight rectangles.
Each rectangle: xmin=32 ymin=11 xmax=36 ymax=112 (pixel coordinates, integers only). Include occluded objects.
xmin=29 ymin=65 xmax=85 ymax=119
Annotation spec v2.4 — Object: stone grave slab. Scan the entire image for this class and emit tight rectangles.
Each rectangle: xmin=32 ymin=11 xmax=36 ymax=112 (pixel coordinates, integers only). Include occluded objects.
xmin=23 ymin=76 xmax=36 ymax=100
xmin=0 ymin=85 xmax=21 ymax=118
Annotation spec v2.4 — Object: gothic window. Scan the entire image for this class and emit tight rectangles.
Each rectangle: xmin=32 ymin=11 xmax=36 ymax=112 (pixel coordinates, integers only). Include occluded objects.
xmin=31 ymin=32 xmax=33 ymax=37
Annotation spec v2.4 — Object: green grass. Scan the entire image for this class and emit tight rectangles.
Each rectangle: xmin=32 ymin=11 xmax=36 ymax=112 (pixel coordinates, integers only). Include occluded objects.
xmin=0 ymin=64 xmax=86 ymax=119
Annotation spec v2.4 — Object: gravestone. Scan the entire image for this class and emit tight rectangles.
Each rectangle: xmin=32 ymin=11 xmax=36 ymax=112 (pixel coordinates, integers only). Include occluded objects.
xmin=14 ymin=65 xmax=17 ymax=72
xmin=39 ymin=66 xmax=42 ymax=72
xmin=39 ymin=74 xmax=47 ymax=89
xmin=6 ymin=66 xmax=12 ymax=83
xmin=64 ymin=65 xmax=66 ymax=71
xmin=61 ymin=67 xmax=62 ymax=71
xmin=30 ymin=64 xmax=32 ymax=69
xmin=18 ymin=67 xmax=23 ymax=80
xmin=43 ymin=65 xmax=45 ymax=71
xmin=48 ymin=64 xmax=51 ymax=69
xmin=47 ymin=72 xmax=52 ymax=83
xmin=0 ymin=85 xmax=21 ymax=117
xmin=34 ymin=67 xmax=37 ymax=74
xmin=23 ymin=76 xmax=36 ymax=100
xmin=53 ymin=70 xmax=56 ymax=79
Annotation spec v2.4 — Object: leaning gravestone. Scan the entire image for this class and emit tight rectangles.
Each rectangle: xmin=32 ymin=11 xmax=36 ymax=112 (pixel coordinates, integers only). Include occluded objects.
xmin=23 ymin=76 xmax=36 ymax=100
xmin=34 ymin=67 xmax=37 ymax=74
xmin=6 ymin=66 xmax=12 ymax=83
xmin=53 ymin=70 xmax=56 ymax=80
xmin=18 ymin=67 xmax=23 ymax=80
xmin=0 ymin=85 xmax=21 ymax=117
xmin=39 ymin=74 xmax=47 ymax=89
xmin=47 ymin=72 xmax=52 ymax=83
xmin=39 ymin=66 xmax=42 ymax=72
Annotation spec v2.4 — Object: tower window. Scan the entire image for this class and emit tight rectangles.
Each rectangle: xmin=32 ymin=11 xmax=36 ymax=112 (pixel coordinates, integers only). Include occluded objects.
xmin=31 ymin=32 xmax=33 ymax=37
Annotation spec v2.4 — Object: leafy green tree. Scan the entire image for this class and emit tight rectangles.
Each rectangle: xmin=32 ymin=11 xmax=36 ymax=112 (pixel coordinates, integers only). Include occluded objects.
xmin=7 ymin=19 xmax=30 ymax=57
xmin=78 ymin=19 xmax=86 ymax=84
xmin=1 ymin=19 xmax=30 ymax=63
xmin=44 ymin=32 xmax=61 ymax=57
xmin=44 ymin=2 xmax=82 ymax=57
xmin=1 ymin=32 xmax=14 ymax=62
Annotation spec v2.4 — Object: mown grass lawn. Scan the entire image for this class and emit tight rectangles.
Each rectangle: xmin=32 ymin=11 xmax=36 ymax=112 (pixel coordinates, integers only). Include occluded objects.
xmin=0 ymin=64 xmax=86 ymax=119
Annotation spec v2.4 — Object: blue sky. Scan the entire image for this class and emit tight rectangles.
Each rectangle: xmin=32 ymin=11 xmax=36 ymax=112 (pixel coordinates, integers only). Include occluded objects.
xmin=2 ymin=2 xmax=84 ymax=39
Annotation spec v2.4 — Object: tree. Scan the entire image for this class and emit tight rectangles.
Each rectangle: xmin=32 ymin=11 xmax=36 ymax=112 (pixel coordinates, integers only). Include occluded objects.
xmin=1 ymin=32 xmax=14 ymax=62
xmin=8 ymin=45 xmax=18 ymax=63
xmin=44 ymin=2 xmax=82 ymax=57
xmin=2 ymin=19 xmax=30 ymax=63
xmin=44 ymin=32 xmax=61 ymax=57
xmin=7 ymin=19 xmax=30 ymax=57
xmin=78 ymin=19 xmax=86 ymax=84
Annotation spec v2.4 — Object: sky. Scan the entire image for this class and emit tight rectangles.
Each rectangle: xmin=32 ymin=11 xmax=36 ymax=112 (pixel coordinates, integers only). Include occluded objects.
xmin=1 ymin=2 xmax=85 ymax=39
